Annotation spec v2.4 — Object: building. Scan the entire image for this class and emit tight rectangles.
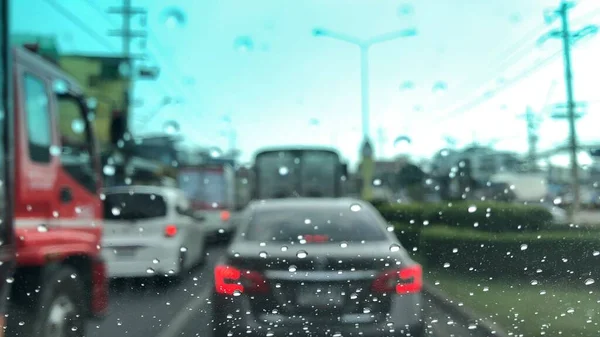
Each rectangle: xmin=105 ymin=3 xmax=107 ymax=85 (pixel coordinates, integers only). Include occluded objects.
xmin=59 ymin=54 xmax=130 ymax=151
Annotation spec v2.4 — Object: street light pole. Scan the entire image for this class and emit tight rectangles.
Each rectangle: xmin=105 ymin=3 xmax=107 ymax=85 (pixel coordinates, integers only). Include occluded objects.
xmin=313 ymin=27 xmax=416 ymax=200
xmin=360 ymin=46 xmax=370 ymax=139
xmin=313 ymin=27 xmax=416 ymax=142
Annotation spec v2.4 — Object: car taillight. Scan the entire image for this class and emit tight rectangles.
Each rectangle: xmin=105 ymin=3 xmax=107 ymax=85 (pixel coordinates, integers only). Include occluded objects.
xmin=164 ymin=224 xmax=178 ymax=237
xmin=303 ymin=234 xmax=329 ymax=243
xmin=371 ymin=265 xmax=422 ymax=294
xmin=220 ymin=210 xmax=231 ymax=221
xmin=214 ymin=265 xmax=269 ymax=295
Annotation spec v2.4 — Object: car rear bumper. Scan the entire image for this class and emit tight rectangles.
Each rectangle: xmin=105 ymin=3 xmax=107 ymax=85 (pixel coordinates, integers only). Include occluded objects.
xmin=212 ymin=292 xmax=424 ymax=337
xmin=102 ymin=240 xmax=182 ymax=278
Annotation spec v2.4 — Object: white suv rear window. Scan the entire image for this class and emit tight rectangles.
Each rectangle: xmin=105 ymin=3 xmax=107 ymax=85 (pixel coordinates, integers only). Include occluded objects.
xmin=103 ymin=192 xmax=167 ymax=220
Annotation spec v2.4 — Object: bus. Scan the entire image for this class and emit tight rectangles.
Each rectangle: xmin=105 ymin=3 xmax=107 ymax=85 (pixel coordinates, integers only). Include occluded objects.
xmin=177 ymin=156 xmax=236 ymax=240
xmin=251 ymin=146 xmax=348 ymax=199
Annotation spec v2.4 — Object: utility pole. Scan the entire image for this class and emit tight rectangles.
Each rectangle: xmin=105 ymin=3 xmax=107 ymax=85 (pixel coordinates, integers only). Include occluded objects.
xmin=538 ymin=0 xmax=598 ymax=218
xmin=107 ymin=0 xmax=149 ymax=143
xmin=518 ymin=106 xmax=540 ymax=169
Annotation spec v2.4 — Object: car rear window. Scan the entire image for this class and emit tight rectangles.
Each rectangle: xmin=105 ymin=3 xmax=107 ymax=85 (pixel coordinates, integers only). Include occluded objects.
xmin=103 ymin=192 xmax=167 ymax=220
xmin=244 ymin=206 xmax=387 ymax=243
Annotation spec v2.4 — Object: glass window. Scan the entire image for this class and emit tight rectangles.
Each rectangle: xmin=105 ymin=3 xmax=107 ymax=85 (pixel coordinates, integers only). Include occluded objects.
xmin=103 ymin=192 xmax=167 ymax=220
xmin=23 ymin=74 xmax=51 ymax=163
xmin=244 ymin=206 xmax=387 ymax=243
xmin=57 ymin=95 xmax=97 ymax=193
xmin=178 ymin=168 xmax=227 ymax=205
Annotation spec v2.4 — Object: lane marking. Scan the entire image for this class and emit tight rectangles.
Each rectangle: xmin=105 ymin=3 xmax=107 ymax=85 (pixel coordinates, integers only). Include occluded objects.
xmin=155 ymin=284 xmax=211 ymax=337
xmin=156 ymin=246 xmax=225 ymax=337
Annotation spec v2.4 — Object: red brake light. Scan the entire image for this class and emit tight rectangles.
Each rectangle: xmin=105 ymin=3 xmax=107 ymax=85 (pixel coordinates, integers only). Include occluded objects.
xmin=220 ymin=210 xmax=231 ymax=221
xmin=303 ymin=234 xmax=329 ymax=243
xmin=164 ymin=224 xmax=178 ymax=237
xmin=214 ymin=264 xmax=269 ymax=295
xmin=371 ymin=265 xmax=422 ymax=294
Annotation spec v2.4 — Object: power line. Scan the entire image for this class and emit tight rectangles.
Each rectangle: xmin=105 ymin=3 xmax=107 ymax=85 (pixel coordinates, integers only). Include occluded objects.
xmin=41 ymin=0 xmax=116 ymax=52
xmin=427 ymin=6 xmax=600 ymax=113
xmin=430 ymin=20 xmax=598 ymax=127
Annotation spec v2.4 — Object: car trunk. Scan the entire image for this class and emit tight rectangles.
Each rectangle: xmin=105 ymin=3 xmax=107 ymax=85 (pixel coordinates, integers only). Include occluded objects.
xmin=102 ymin=191 xmax=170 ymax=258
xmin=225 ymin=242 xmax=406 ymax=320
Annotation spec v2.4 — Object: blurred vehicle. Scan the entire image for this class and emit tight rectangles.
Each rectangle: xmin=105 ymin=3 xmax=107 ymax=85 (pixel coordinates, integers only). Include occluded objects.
xmin=7 ymin=45 xmax=108 ymax=337
xmin=0 ymin=3 xmax=15 ymax=336
xmin=211 ymin=198 xmax=425 ymax=337
xmin=251 ymin=146 xmax=348 ymax=199
xmin=177 ymin=157 xmax=237 ymax=241
xmin=489 ymin=171 xmax=548 ymax=202
xmin=101 ymin=185 xmax=207 ymax=281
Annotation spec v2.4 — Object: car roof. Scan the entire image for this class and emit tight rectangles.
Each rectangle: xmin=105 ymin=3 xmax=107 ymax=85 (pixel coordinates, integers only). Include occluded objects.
xmin=248 ymin=197 xmax=368 ymax=211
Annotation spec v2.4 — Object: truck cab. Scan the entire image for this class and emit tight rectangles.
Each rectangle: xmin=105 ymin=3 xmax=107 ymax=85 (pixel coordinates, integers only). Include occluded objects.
xmin=0 ymin=2 xmax=16 ymax=336
xmin=6 ymin=45 xmax=108 ymax=337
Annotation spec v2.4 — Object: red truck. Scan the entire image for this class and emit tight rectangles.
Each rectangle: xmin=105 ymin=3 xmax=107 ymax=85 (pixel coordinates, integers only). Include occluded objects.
xmin=5 ymin=44 xmax=108 ymax=336
xmin=0 ymin=1 xmax=16 ymax=336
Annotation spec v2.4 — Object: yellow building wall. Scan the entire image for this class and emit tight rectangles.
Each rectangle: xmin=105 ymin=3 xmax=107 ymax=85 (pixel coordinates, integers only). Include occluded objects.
xmin=59 ymin=56 xmax=129 ymax=151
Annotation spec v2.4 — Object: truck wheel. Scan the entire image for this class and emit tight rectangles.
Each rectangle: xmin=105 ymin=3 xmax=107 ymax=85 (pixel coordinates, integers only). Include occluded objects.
xmin=33 ymin=265 xmax=86 ymax=337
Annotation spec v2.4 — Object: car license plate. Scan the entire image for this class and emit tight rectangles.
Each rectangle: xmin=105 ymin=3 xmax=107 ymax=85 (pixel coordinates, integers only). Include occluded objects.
xmin=113 ymin=247 xmax=136 ymax=257
xmin=297 ymin=285 xmax=344 ymax=307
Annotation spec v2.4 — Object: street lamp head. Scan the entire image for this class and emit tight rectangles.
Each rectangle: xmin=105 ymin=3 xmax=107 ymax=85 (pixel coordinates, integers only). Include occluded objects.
xmin=312 ymin=28 xmax=326 ymax=37
xmin=402 ymin=28 xmax=418 ymax=37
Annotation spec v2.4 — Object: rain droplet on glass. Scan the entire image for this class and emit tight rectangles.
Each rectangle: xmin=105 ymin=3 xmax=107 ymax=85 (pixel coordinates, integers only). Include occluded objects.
xmin=161 ymin=7 xmax=187 ymax=29
xmin=278 ymin=166 xmax=289 ymax=176
xmin=297 ymin=250 xmax=308 ymax=259
xmin=234 ymin=35 xmax=255 ymax=53
xmin=163 ymin=120 xmax=180 ymax=135
xmin=350 ymin=204 xmax=361 ymax=212
xmin=389 ymin=244 xmax=401 ymax=252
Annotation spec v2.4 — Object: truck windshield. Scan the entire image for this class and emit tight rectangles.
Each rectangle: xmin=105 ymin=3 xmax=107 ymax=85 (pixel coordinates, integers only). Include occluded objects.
xmin=178 ymin=168 xmax=227 ymax=208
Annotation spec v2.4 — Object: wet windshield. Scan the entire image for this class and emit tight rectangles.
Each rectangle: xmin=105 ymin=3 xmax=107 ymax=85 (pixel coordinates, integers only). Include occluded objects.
xmin=4 ymin=1 xmax=600 ymax=337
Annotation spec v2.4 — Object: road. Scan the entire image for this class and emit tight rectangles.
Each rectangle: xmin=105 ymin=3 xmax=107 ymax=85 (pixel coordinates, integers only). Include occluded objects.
xmin=87 ymin=244 xmax=493 ymax=337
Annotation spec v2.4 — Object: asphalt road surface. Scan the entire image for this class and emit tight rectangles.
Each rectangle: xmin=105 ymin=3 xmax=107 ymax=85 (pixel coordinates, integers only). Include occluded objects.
xmin=87 ymin=244 xmax=492 ymax=337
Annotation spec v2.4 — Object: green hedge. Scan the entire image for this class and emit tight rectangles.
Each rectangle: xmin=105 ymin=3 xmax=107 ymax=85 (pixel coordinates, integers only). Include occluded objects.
xmin=377 ymin=201 xmax=554 ymax=232
xmin=408 ymin=225 xmax=600 ymax=282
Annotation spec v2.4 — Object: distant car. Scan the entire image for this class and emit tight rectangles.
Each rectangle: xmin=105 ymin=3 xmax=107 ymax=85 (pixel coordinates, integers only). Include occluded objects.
xmin=101 ymin=186 xmax=207 ymax=282
xmin=211 ymin=198 xmax=425 ymax=337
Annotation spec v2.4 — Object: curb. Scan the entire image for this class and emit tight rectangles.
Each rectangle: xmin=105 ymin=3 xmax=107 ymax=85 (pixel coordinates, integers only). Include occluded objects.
xmin=423 ymin=282 xmax=509 ymax=337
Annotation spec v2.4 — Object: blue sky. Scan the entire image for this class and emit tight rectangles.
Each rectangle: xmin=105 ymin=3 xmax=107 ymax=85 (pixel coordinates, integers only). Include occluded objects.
xmin=11 ymin=0 xmax=600 ymax=166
